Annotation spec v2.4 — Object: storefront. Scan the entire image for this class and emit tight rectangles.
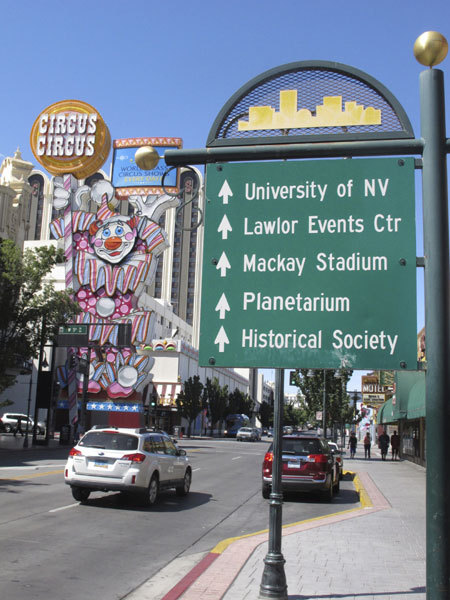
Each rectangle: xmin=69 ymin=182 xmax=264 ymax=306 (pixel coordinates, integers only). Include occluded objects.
xmin=378 ymin=371 xmax=426 ymax=467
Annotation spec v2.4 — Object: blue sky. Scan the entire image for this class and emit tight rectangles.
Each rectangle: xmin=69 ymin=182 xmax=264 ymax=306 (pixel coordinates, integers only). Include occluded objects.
xmin=2 ymin=0 xmax=449 ymax=392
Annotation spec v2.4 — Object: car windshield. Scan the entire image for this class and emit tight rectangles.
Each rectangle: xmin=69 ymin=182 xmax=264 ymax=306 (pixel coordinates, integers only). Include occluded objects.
xmin=240 ymin=427 xmax=252 ymax=432
xmin=280 ymin=438 xmax=323 ymax=455
xmin=79 ymin=431 xmax=138 ymax=451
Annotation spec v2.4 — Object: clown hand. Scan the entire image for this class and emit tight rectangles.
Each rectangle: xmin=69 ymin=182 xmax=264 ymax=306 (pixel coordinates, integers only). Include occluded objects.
xmin=52 ymin=178 xmax=71 ymax=210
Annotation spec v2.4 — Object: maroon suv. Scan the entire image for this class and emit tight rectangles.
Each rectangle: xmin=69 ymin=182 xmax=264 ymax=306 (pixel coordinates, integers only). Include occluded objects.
xmin=262 ymin=433 xmax=339 ymax=502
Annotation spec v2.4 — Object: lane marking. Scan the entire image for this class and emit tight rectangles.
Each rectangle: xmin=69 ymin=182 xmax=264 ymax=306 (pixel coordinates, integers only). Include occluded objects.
xmin=0 ymin=469 xmax=64 ymax=481
xmin=192 ymin=468 xmax=201 ymax=472
xmin=49 ymin=503 xmax=79 ymax=513
xmin=0 ymin=464 xmax=65 ymax=471
xmin=232 ymin=456 xmax=241 ymax=460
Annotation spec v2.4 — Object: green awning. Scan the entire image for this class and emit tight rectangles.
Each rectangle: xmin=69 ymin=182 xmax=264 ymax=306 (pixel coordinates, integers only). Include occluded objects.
xmin=406 ymin=377 xmax=426 ymax=419
xmin=378 ymin=397 xmax=395 ymax=424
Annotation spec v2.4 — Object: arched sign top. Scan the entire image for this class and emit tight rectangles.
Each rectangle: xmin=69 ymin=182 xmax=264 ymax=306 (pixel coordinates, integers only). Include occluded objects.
xmin=207 ymin=61 xmax=414 ymax=147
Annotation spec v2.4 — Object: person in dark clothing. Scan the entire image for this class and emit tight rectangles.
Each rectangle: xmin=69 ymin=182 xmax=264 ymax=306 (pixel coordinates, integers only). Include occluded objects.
xmin=348 ymin=431 xmax=357 ymax=458
xmin=363 ymin=432 xmax=371 ymax=459
xmin=378 ymin=430 xmax=390 ymax=461
xmin=391 ymin=431 xmax=400 ymax=460
xmin=13 ymin=416 xmax=24 ymax=437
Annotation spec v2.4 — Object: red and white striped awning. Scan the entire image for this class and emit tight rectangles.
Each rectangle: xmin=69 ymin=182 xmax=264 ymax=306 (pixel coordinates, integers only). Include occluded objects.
xmin=154 ymin=383 xmax=182 ymax=407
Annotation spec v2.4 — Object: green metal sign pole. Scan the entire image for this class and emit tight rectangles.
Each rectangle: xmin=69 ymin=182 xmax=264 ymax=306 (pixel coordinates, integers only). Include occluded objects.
xmin=260 ymin=368 xmax=287 ymax=599
xmin=420 ymin=68 xmax=450 ymax=598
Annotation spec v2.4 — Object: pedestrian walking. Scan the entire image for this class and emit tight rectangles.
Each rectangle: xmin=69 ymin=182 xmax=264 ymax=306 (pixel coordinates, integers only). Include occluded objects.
xmin=13 ymin=416 xmax=24 ymax=437
xmin=378 ymin=429 xmax=390 ymax=461
xmin=363 ymin=432 xmax=371 ymax=459
xmin=390 ymin=430 xmax=400 ymax=460
xmin=348 ymin=431 xmax=357 ymax=458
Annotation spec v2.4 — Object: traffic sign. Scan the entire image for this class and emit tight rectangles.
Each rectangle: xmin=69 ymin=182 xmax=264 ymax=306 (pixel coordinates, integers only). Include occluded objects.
xmin=59 ymin=324 xmax=88 ymax=335
xmin=57 ymin=324 xmax=89 ymax=347
xmin=199 ymin=157 xmax=417 ymax=370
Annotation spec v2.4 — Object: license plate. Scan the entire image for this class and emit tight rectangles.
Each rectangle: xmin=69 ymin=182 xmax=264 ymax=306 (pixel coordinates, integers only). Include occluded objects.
xmin=94 ymin=460 xmax=108 ymax=468
xmin=287 ymin=460 xmax=300 ymax=469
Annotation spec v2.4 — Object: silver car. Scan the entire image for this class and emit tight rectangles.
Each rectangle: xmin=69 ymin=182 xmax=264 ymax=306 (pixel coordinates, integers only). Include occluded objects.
xmin=0 ymin=412 xmax=46 ymax=434
xmin=236 ymin=427 xmax=259 ymax=442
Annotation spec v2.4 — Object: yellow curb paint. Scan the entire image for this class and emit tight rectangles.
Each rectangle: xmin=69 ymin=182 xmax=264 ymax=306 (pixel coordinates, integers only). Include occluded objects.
xmin=212 ymin=470 xmax=368 ymax=555
xmin=0 ymin=469 xmax=64 ymax=481
xmin=352 ymin=472 xmax=373 ymax=509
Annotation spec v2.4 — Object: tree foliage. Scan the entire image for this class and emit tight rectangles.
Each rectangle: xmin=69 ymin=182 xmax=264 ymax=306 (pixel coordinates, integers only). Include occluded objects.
xmin=175 ymin=375 xmax=204 ymax=437
xmin=290 ymin=368 xmax=354 ymax=433
xmin=203 ymin=377 xmax=228 ymax=436
xmin=0 ymin=239 xmax=80 ymax=395
xmin=258 ymin=401 xmax=273 ymax=428
xmin=226 ymin=387 xmax=254 ymax=418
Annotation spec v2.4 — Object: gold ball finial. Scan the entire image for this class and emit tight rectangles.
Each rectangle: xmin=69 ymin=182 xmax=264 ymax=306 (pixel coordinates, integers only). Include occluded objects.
xmin=414 ymin=31 xmax=448 ymax=67
xmin=135 ymin=145 xmax=160 ymax=171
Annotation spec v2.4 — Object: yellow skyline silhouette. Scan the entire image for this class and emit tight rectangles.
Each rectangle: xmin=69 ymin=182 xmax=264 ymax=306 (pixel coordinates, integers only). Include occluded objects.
xmin=238 ymin=90 xmax=382 ymax=131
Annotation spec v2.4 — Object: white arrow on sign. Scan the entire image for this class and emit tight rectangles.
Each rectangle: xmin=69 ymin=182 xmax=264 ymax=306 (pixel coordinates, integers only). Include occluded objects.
xmin=218 ymin=180 xmax=233 ymax=204
xmin=214 ymin=326 xmax=229 ymax=352
xmin=215 ymin=293 xmax=230 ymax=320
xmin=216 ymin=252 xmax=231 ymax=277
xmin=218 ymin=214 xmax=232 ymax=240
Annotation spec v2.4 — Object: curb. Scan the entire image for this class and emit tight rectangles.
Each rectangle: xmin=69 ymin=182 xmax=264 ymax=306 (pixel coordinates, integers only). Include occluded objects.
xmin=157 ymin=469 xmax=390 ymax=600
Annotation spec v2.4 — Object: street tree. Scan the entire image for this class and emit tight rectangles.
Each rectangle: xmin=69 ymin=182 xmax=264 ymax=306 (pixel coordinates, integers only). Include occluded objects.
xmin=204 ymin=377 xmax=228 ymax=436
xmin=0 ymin=239 xmax=79 ymax=395
xmin=258 ymin=400 xmax=273 ymax=428
xmin=175 ymin=375 xmax=204 ymax=437
xmin=291 ymin=368 xmax=354 ymax=434
xmin=226 ymin=388 xmax=254 ymax=418
xmin=283 ymin=399 xmax=309 ymax=428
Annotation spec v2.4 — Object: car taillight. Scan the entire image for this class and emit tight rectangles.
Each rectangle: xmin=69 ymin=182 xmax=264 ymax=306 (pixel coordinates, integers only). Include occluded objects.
xmin=263 ymin=451 xmax=273 ymax=464
xmin=69 ymin=448 xmax=82 ymax=457
xmin=263 ymin=451 xmax=273 ymax=474
xmin=308 ymin=454 xmax=329 ymax=464
xmin=121 ymin=453 xmax=146 ymax=463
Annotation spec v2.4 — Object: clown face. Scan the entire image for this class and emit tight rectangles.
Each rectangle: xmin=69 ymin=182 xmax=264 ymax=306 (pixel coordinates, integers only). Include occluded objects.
xmin=91 ymin=217 xmax=137 ymax=264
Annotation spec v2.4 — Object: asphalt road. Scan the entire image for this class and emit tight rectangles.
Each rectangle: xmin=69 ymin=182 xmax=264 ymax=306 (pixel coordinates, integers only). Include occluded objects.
xmin=0 ymin=437 xmax=359 ymax=600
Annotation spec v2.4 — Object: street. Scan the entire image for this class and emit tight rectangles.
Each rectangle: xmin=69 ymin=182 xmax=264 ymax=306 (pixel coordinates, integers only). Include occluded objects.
xmin=0 ymin=437 xmax=359 ymax=600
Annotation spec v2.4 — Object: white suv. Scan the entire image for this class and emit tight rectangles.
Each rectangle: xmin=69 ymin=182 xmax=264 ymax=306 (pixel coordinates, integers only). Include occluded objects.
xmin=64 ymin=427 xmax=191 ymax=506
xmin=0 ymin=413 xmax=46 ymax=434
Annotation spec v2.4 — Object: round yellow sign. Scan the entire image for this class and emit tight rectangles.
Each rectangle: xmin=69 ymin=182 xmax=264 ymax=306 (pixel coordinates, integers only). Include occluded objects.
xmin=30 ymin=100 xmax=111 ymax=180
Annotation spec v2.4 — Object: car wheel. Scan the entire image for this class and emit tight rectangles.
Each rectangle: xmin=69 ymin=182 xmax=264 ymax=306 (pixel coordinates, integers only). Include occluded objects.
xmin=333 ymin=476 xmax=340 ymax=494
xmin=4 ymin=424 xmax=12 ymax=433
xmin=321 ymin=482 xmax=333 ymax=503
xmin=176 ymin=468 xmax=192 ymax=496
xmin=71 ymin=487 xmax=91 ymax=503
xmin=262 ymin=483 xmax=271 ymax=499
xmin=144 ymin=474 xmax=159 ymax=506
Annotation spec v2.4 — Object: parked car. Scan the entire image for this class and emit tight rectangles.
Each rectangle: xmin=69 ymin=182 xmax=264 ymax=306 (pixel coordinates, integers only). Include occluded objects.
xmin=327 ymin=441 xmax=345 ymax=480
xmin=262 ymin=433 xmax=340 ymax=502
xmin=0 ymin=413 xmax=46 ymax=435
xmin=236 ymin=426 xmax=259 ymax=442
xmin=64 ymin=427 xmax=191 ymax=505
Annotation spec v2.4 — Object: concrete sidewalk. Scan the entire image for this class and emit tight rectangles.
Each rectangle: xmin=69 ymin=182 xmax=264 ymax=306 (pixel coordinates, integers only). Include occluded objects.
xmin=130 ymin=447 xmax=425 ymax=600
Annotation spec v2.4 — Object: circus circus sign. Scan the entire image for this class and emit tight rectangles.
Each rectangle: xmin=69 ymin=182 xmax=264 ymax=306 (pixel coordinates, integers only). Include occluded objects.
xmin=30 ymin=99 xmax=111 ymax=179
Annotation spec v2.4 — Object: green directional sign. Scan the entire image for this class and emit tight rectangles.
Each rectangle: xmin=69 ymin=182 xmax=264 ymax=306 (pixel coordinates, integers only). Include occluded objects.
xmin=199 ymin=157 xmax=417 ymax=370
xmin=59 ymin=324 xmax=88 ymax=335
